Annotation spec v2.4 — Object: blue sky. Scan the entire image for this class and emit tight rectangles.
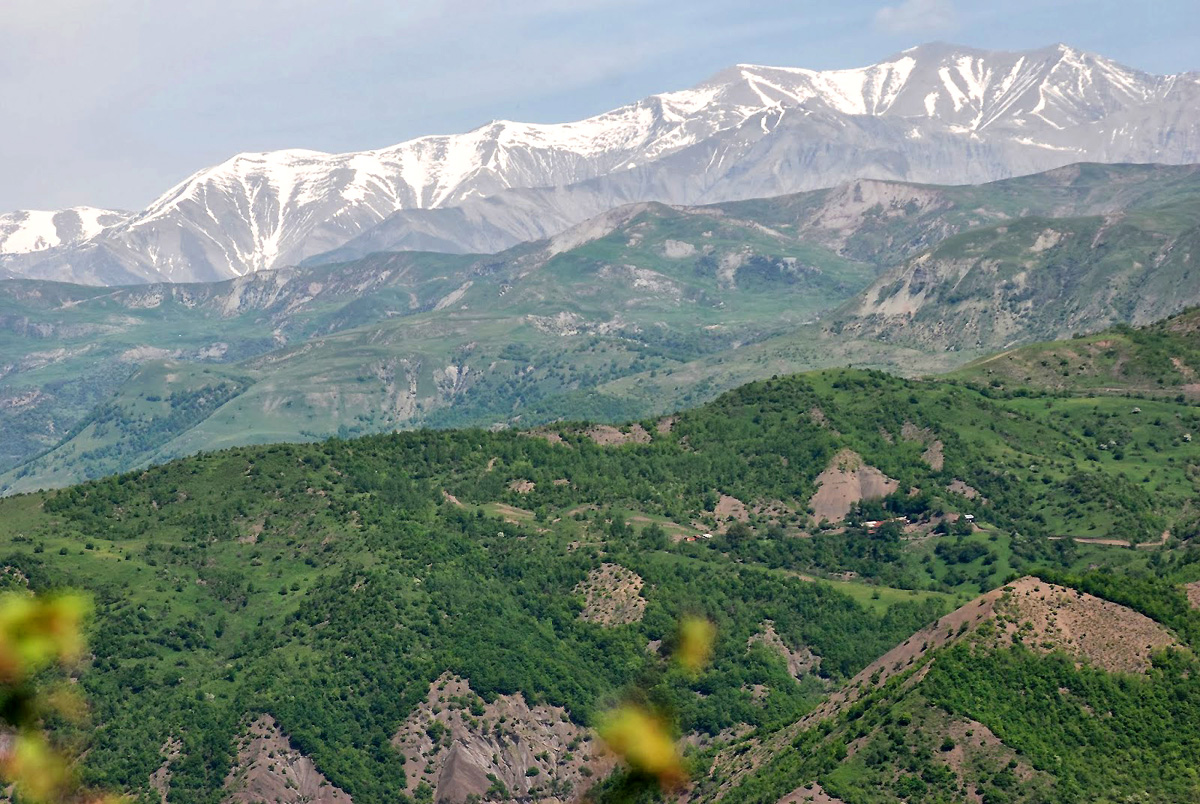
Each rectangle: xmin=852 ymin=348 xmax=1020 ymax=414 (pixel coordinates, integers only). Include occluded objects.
xmin=3 ymin=0 xmax=1198 ymax=211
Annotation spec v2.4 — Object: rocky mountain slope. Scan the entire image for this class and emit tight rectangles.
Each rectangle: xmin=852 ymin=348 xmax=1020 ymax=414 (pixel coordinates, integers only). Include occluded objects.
xmin=4 ymin=43 xmax=1199 ymax=284
xmin=3 ymin=163 xmax=1199 ymax=494
xmin=0 ymin=199 xmax=875 ymax=488
xmin=833 ymin=165 xmax=1200 ymax=351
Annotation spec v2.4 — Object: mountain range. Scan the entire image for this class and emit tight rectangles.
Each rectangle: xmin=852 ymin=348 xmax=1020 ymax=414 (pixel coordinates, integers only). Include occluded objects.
xmin=2 ymin=42 xmax=1199 ymax=285
xmin=3 ymin=162 xmax=1198 ymax=494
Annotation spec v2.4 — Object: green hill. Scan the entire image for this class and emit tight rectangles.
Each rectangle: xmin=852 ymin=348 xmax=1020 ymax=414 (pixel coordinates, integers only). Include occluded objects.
xmin=952 ymin=307 xmax=1200 ymax=398
xmin=711 ymin=575 xmax=1200 ymax=804
xmin=2 ymin=362 xmax=1200 ymax=803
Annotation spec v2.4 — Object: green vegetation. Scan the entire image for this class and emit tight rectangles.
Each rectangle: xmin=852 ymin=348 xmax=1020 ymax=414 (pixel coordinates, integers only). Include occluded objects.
xmin=712 ymin=567 xmax=1200 ymax=804
xmin=923 ymin=637 xmax=1200 ymax=802
xmin=0 ymin=345 xmax=1197 ymax=802
xmin=955 ymin=307 xmax=1200 ymax=398
xmin=2 ymin=170 xmax=1199 ymax=802
xmin=718 ymin=634 xmax=1200 ymax=804
xmin=0 ymin=202 xmax=879 ymax=493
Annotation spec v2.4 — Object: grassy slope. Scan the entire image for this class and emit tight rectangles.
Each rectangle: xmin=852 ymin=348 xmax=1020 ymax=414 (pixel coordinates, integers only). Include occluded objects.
xmin=952 ymin=307 xmax=1200 ymax=397
xmin=0 ymin=205 xmax=874 ymax=491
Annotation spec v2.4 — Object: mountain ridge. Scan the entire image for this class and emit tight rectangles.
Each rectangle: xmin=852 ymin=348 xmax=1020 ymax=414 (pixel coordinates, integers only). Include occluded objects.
xmin=3 ymin=161 xmax=1199 ymax=493
xmin=4 ymin=42 xmax=1199 ymax=285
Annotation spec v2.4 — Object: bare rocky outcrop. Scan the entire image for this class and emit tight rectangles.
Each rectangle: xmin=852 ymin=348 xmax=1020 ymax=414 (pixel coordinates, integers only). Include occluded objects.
xmin=527 ymin=424 xmax=654 ymax=447
xmin=149 ymin=737 xmax=181 ymax=804
xmin=583 ymin=424 xmax=651 ymax=446
xmin=946 ymin=479 xmax=983 ymax=501
xmin=575 ymin=564 xmax=646 ymax=625
xmin=224 ymin=715 xmax=352 ymax=804
xmin=808 ymin=407 xmax=830 ymax=428
xmin=661 ymin=239 xmax=697 ymax=259
xmin=991 ymin=579 xmax=1178 ymax=674
xmin=714 ymin=494 xmax=749 ymax=525
xmin=777 ymin=783 xmax=845 ymax=804
xmin=526 ymin=429 xmax=566 ymax=446
xmin=392 ymin=675 xmax=611 ymax=804
xmin=1186 ymin=581 xmax=1200 ymax=610
xmin=808 ymin=450 xmax=898 ymax=524
xmin=899 ymin=422 xmax=931 ymax=443
xmin=900 ymin=422 xmax=944 ymax=471
xmin=920 ymin=441 xmax=944 ymax=471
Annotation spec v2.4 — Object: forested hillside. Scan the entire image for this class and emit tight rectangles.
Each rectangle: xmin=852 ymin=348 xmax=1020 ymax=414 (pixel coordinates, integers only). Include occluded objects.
xmin=2 ymin=357 xmax=1200 ymax=803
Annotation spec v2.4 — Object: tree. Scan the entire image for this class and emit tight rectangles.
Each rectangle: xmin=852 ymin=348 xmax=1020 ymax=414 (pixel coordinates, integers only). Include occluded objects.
xmin=724 ymin=521 xmax=753 ymax=550
xmin=640 ymin=524 xmax=668 ymax=551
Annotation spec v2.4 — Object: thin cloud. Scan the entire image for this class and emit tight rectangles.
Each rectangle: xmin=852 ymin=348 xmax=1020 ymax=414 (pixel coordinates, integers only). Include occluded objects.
xmin=874 ymin=0 xmax=959 ymax=34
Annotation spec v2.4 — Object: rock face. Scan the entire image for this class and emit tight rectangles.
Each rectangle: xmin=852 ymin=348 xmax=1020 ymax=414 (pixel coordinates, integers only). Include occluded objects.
xmin=5 ymin=43 xmax=1200 ymax=285
xmin=808 ymin=450 xmax=899 ymax=524
xmin=149 ymin=737 xmax=181 ymax=804
xmin=1187 ymin=581 xmax=1200 ymax=610
xmin=839 ymin=172 xmax=1200 ymax=351
xmin=777 ymin=784 xmax=846 ymax=804
xmin=900 ymin=422 xmax=944 ymax=471
xmin=582 ymin=424 xmax=652 ymax=446
xmin=224 ymin=715 xmax=353 ymax=804
xmin=391 ymin=675 xmax=611 ymax=804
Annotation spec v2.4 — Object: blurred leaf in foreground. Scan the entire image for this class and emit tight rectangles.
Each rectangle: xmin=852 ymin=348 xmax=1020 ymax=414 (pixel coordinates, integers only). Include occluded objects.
xmin=0 ymin=593 xmax=90 ymax=683
xmin=595 ymin=616 xmax=717 ymax=798
xmin=0 ymin=591 xmax=114 ymax=804
xmin=675 ymin=616 xmax=715 ymax=675
xmin=596 ymin=704 xmax=686 ymax=791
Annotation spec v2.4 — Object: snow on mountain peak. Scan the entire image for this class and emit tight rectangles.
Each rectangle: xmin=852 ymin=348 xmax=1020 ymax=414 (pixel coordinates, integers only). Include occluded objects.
xmin=99 ymin=43 xmax=1191 ymax=234
xmin=0 ymin=207 xmax=131 ymax=255
xmin=3 ymin=42 xmax=1197 ymax=285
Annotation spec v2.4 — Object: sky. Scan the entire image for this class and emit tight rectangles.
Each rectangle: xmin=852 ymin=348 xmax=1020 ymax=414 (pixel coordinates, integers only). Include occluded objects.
xmin=3 ymin=0 xmax=1198 ymax=212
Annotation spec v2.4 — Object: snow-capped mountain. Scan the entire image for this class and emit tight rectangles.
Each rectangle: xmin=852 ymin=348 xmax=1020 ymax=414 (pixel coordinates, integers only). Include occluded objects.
xmin=0 ymin=207 xmax=131 ymax=255
xmin=5 ymin=43 xmax=1199 ymax=285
